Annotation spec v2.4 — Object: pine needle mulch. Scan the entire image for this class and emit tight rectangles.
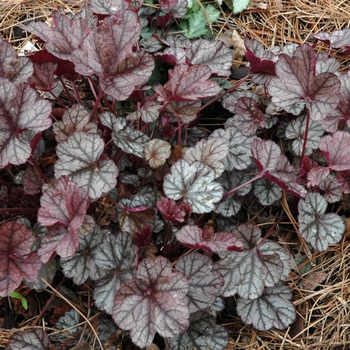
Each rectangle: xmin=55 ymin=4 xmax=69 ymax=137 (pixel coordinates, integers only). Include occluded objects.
xmin=1 ymin=1 xmax=350 ymax=349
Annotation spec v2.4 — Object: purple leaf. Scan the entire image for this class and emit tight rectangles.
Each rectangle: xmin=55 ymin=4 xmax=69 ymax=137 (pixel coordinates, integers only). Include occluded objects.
xmin=37 ymin=176 xmax=89 ymax=262
xmin=285 ymin=115 xmax=324 ymax=156
xmin=163 ymin=160 xmax=223 ymax=213
xmin=22 ymin=8 xmax=92 ymax=61
xmin=183 ymin=136 xmax=229 ymax=178
xmin=0 ymin=39 xmax=33 ymax=84
xmin=0 ymin=221 xmax=42 ymax=297
xmin=0 ymin=78 xmax=52 ymax=168
xmin=71 ymin=11 xmax=154 ymax=100
xmin=155 ymin=64 xmax=221 ymax=102
xmin=175 ymin=252 xmax=224 ymax=312
xmin=157 ymin=197 xmax=191 ymax=224
xmin=53 ymin=104 xmax=97 ymax=142
xmin=236 ymin=284 xmax=296 ymax=331
xmin=27 ymin=62 xmax=58 ymax=91
xmin=268 ymin=44 xmax=340 ymax=121
xmin=167 ymin=311 xmax=229 ymax=350
xmin=94 ymin=231 xmax=136 ymax=312
xmin=298 ymin=192 xmax=345 ymax=251
xmin=112 ymin=256 xmax=190 ymax=348
xmin=313 ymin=28 xmax=350 ymax=49
xmin=22 ymin=166 xmax=45 ymax=195
xmin=175 ymin=225 xmax=243 ymax=253
xmin=55 ymin=132 xmax=118 ymax=200
xmin=214 ymin=223 xmax=289 ymax=299
xmin=186 ymin=39 xmax=233 ymax=76
xmin=251 ymin=138 xmax=307 ymax=198
xmin=9 ymin=328 xmax=50 ymax=350
xmin=100 ymin=112 xmax=150 ymax=158
xmin=60 ymin=216 xmax=107 ymax=285
xmin=307 ymin=131 xmax=350 ymax=187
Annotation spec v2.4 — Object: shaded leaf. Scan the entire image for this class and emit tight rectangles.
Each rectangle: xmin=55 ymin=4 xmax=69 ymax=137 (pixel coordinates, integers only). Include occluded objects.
xmin=0 ymin=39 xmax=33 ymax=84
xmin=27 ymin=62 xmax=58 ymax=91
xmin=94 ymin=231 xmax=136 ymax=312
xmin=55 ymin=132 xmax=118 ymax=200
xmin=175 ymin=225 xmax=243 ymax=253
xmin=0 ymin=77 xmax=52 ymax=168
xmin=0 ymin=222 xmax=42 ymax=297
xmin=175 ymin=252 xmax=224 ymax=312
xmin=100 ymin=112 xmax=150 ymax=158
xmin=9 ymin=328 xmax=50 ymax=350
xmin=22 ymin=166 xmax=45 ymax=195
xmin=320 ymin=174 xmax=343 ymax=203
xmin=112 ymin=256 xmax=189 ymax=348
xmin=298 ymin=192 xmax=345 ymax=251
xmin=164 ymin=160 xmax=223 ymax=213
xmin=268 ymin=44 xmax=340 ymax=121
xmin=53 ymin=104 xmax=97 ymax=142
xmin=236 ymin=284 xmax=296 ymax=331
xmin=167 ymin=311 xmax=229 ymax=350
xmin=165 ymin=100 xmax=201 ymax=124
xmin=253 ymin=178 xmax=282 ymax=206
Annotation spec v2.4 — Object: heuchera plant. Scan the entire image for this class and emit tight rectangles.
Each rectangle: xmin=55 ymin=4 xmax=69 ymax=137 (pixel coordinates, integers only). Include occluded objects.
xmin=2 ymin=0 xmax=350 ymax=348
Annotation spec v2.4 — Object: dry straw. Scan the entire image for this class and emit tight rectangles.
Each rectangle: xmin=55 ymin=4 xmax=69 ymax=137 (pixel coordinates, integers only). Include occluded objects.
xmin=1 ymin=0 xmax=350 ymax=349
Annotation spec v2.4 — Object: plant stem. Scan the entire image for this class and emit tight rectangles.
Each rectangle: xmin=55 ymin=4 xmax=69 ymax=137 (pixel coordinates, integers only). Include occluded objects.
xmin=299 ymin=109 xmax=311 ymax=175
xmin=223 ymin=174 xmax=262 ymax=198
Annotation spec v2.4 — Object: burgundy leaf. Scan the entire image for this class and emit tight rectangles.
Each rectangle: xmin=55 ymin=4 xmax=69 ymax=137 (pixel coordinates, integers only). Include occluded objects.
xmin=53 ymin=104 xmax=97 ymax=142
xmin=22 ymin=166 xmax=45 ymax=195
xmin=37 ymin=176 xmax=89 ymax=262
xmin=307 ymin=131 xmax=350 ymax=186
xmin=157 ymin=197 xmax=188 ymax=224
xmin=268 ymin=44 xmax=340 ymax=121
xmin=251 ymin=138 xmax=307 ymax=198
xmin=165 ymin=100 xmax=201 ymax=124
xmin=175 ymin=252 xmax=224 ymax=312
xmin=71 ymin=11 xmax=154 ymax=101
xmin=159 ymin=0 xmax=178 ymax=10
xmin=313 ymin=28 xmax=350 ymax=49
xmin=186 ymin=39 xmax=233 ymax=76
xmin=155 ymin=64 xmax=221 ymax=102
xmin=335 ymin=170 xmax=350 ymax=194
xmin=0 ymin=39 xmax=33 ymax=84
xmin=9 ymin=328 xmax=50 ymax=350
xmin=22 ymin=8 xmax=91 ymax=61
xmin=27 ymin=62 xmax=58 ymax=91
xmin=112 ymin=256 xmax=190 ymax=348
xmin=0 ymin=221 xmax=42 ymax=296
xmin=175 ymin=225 xmax=244 ymax=253
xmin=0 ymin=78 xmax=52 ymax=168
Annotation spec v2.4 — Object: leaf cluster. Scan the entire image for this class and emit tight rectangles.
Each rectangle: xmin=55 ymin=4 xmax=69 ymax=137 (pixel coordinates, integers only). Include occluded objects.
xmin=2 ymin=1 xmax=350 ymax=349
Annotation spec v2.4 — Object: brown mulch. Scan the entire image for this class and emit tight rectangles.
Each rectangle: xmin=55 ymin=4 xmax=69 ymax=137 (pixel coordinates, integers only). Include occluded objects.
xmin=1 ymin=0 xmax=350 ymax=349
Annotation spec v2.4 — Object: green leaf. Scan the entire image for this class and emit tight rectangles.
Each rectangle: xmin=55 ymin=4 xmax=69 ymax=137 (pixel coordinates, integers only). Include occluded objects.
xmin=9 ymin=292 xmax=22 ymax=299
xmin=181 ymin=11 xmax=209 ymax=38
xmin=21 ymin=297 xmax=28 ymax=310
xmin=205 ymin=4 xmax=221 ymax=23
xmin=232 ymin=0 xmax=250 ymax=14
